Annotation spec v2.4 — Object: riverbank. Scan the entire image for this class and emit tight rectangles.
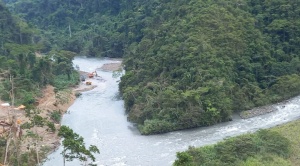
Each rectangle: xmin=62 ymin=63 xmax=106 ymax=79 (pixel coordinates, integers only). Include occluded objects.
xmin=0 ymin=84 xmax=89 ymax=154
xmin=43 ymin=57 xmax=300 ymax=166
xmin=0 ymin=60 xmax=123 ymax=164
xmin=0 ymin=85 xmax=77 ymax=160
xmin=239 ymin=97 xmax=291 ymax=119
xmin=39 ymin=61 xmax=122 ymax=153
xmin=174 ymin=119 xmax=300 ymax=165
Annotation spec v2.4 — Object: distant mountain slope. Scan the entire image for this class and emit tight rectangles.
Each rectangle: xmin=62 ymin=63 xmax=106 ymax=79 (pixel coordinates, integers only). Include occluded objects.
xmin=3 ymin=0 xmax=126 ymax=57
xmin=0 ymin=2 xmax=20 ymax=50
xmin=0 ymin=1 xmax=40 ymax=54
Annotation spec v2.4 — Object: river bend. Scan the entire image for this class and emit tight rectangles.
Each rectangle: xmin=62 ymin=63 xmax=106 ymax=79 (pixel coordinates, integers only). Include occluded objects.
xmin=43 ymin=56 xmax=300 ymax=166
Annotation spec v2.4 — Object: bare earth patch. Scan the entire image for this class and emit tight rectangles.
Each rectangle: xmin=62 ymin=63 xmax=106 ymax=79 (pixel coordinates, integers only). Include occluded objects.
xmin=98 ymin=62 xmax=122 ymax=71
xmin=0 ymin=80 xmax=99 ymax=158
xmin=0 ymin=85 xmax=76 ymax=155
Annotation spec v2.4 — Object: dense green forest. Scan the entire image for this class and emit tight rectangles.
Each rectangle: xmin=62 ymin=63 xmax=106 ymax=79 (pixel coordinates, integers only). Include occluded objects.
xmin=3 ymin=0 xmax=300 ymax=134
xmin=120 ymin=0 xmax=300 ymax=134
xmin=0 ymin=3 xmax=80 ymax=165
xmin=0 ymin=1 xmax=78 ymax=106
xmin=3 ymin=0 xmax=127 ymax=57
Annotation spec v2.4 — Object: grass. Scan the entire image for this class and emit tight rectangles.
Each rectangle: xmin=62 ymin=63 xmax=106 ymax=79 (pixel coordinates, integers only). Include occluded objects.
xmin=271 ymin=120 xmax=300 ymax=166
xmin=174 ymin=119 xmax=300 ymax=166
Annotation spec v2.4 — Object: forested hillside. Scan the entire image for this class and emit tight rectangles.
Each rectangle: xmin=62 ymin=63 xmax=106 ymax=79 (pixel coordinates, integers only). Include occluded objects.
xmin=3 ymin=0 xmax=127 ymax=57
xmin=0 ymin=1 xmax=78 ymax=106
xmin=119 ymin=0 xmax=300 ymax=134
xmin=0 ymin=3 xmax=79 ymax=164
xmin=4 ymin=0 xmax=300 ymax=135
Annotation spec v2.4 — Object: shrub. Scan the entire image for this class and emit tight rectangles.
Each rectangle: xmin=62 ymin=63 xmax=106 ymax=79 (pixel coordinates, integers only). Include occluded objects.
xmin=21 ymin=122 xmax=32 ymax=129
xmin=139 ymin=119 xmax=174 ymax=135
xmin=257 ymin=129 xmax=291 ymax=157
xmin=174 ymin=130 xmax=291 ymax=165
xmin=47 ymin=122 xmax=56 ymax=132
xmin=32 ymin=115 xmax=44 ymax=127
xmin=50 ymin=110 xmax=61 ymax=123
xmin=174 ymin=152 xmax=193 ymax=166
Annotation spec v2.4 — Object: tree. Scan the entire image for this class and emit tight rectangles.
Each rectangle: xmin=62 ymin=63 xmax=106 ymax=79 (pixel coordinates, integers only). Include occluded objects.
xmin=58 ymin=125 xmax=100 ymax=166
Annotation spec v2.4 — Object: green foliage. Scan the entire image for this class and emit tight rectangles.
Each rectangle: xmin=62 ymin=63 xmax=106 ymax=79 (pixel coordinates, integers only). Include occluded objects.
xmin=52 ymin=71 xmax=80 ymax=91
xmin=0 ymin=3 xmax=78 ymax=105
xmin=139 ymin=119 xmax=174 ymax=135
xmin=0 ymin=51 xmax=78 ymax=105
xmin=174 ymin=152 xmax=193 ymax=166
xmin=21 ymin=122 xmax=32 ymax=129
xmin=58 ymin=125 xmax=100 ymax=165
xmin=239 ymin=155 xmax=291 ymax=166
xmin=271 ymin=120 xmax=300 ymax=165
xmin=47 ymin=122 xmax=56 ymax=132
xmin=256 ymin=129 xmax=291 ymax=158
xmin=50 ymin=110 xmax=62 ymax=123
xmin=174 ymin=130 xmax=291 ymax=166
xmin=32 ymin=115 xmax=45 ymax=127
xmin=3 ymin=0 xmax=127 ymax=57
xmin=4 ymin=0 xmax=300 ymax=135
xmin=269 ymin=74 xmax=300 ymax=101
xmin=117 ymin=0 xmax=300 ymax=134
xmin=0 ymin=4 xmax=79 ymax=165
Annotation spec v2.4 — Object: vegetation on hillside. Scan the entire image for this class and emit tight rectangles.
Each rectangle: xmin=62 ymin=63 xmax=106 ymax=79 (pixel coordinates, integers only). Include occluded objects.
xmin=119 ymin=0 xmax=300 ymax=134
xmin=0 ymin=2 xmax=80 ymax=165
xmin=2 ymin=0 xmax=300 ymax=165
xmin=0 ymin=2 xmax=79 ymax=106
xmin=3 ymin=0 xmax=127 ymax=57
xmin=4 ymin=0 xmax=300 ymax=135
xmin=174 ymin=120 xmax=300 ymax=166
xmin=271 ymin=120 xmax=300 ymax=166
xmin=174 ymin=129 xmax=291 ymax=166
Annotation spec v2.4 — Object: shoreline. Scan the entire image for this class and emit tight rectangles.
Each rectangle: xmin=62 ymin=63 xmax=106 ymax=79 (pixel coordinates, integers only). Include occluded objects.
xmin=0 ymin=61 xmax=123 ymax=164
xmin=42 ymin=61 xmax=123 ymax=158
xmin=239 ymin=105 xmax=277 ymax=119
xmin=39 ymin=83 xmax=97 ymax=157
xmin=239 ymin=97 xmax=292 ymax=119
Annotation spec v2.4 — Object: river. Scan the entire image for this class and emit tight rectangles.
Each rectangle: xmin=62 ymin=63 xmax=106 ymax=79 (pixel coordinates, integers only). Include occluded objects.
xmin=43 ymin=56 xmax=300 ymax=166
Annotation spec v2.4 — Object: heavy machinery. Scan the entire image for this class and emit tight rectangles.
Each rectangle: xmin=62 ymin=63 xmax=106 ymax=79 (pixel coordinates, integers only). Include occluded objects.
xmin=88 ymin=73 xmax=94 ymax=78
